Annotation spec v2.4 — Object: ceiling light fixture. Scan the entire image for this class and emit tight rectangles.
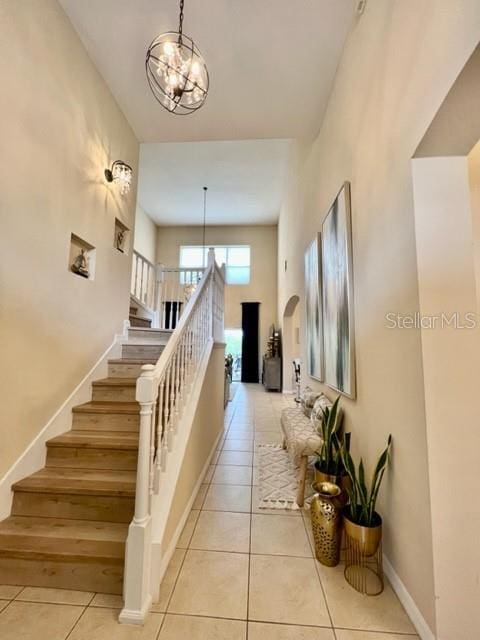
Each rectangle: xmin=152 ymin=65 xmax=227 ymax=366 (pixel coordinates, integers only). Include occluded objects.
xmin=145 ymin=0 xmax=209 ymax=115
xmin=104 ymin=160 xmax=132 ymax=195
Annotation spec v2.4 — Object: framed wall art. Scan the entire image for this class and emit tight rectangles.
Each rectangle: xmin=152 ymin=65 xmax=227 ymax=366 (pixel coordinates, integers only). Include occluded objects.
xmin=321 ymin=182 xmax=356 ymax=398
xmin=304 ymin=234 xmax=323 ymax=380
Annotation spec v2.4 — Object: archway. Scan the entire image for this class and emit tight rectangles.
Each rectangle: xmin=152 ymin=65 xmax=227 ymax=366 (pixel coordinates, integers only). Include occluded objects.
xmin=282 ymin=295 xmax=300 ymax=392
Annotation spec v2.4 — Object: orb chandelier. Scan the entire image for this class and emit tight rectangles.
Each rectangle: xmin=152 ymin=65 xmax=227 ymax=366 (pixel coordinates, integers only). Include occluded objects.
xmin=145 ymin=0 xmax=209 ymax=115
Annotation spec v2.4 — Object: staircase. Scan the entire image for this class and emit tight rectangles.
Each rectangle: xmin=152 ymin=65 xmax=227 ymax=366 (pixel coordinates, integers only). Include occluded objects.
xmin=0 ymin=327 xmax=171 ymax=594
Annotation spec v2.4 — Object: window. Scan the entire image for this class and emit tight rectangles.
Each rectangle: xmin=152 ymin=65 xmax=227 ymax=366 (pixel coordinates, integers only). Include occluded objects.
xmin=179 ymin=245 xmax=251 ymax=285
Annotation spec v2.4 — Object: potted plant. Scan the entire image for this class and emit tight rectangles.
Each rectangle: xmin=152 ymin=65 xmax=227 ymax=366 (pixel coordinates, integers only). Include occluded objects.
xmin=341 ymin=435 xmax=392 ymax=556
xmin=312 ymin=397 xmax=351 ymax=502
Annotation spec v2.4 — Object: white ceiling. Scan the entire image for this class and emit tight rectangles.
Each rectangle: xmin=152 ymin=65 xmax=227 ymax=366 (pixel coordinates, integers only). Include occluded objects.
xmin=59 ymin=0 xmax=356 ymax=143
xmin=138 ymin=139 xmax=291 ymax=226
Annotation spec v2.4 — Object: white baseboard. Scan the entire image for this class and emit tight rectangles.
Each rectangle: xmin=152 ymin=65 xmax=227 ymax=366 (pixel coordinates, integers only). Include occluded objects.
xmin=383 ymin=554 xmax=436 ymax=640
xmin=150 ymin=424 xmax=225 ymax=603
xmin=0 ymin=326 xmax=127 ymax=520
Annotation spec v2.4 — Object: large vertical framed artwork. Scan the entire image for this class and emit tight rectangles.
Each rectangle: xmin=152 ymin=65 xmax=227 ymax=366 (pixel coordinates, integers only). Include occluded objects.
xmin=321 ymin=182 xmax=356 ymax=398
xmin=304 ymin=235 xmax=323 ymax=381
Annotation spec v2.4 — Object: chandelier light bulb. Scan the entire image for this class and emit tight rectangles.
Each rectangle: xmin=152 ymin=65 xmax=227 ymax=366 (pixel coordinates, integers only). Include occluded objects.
xmin=163 ymin=41 xmax=175 ymax=56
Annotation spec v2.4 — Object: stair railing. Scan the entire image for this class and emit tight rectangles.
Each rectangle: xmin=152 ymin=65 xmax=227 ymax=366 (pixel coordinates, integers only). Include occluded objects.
xmin=120 ymin=248 xmax=224 ymax=624
xmin=154 ymin=265 xmax=205 ymax=329
xmin=131 ymin=250 xmax=156 ymax=309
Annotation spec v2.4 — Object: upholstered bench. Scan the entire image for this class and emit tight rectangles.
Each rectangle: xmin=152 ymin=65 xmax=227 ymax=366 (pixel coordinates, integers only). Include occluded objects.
xmin=280 ymin=393 xmax=332 ymax=507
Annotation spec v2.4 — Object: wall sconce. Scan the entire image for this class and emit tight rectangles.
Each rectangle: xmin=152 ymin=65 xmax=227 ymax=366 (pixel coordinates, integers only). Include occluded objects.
xmin=104 ymin=160 xmax=132 ymax=195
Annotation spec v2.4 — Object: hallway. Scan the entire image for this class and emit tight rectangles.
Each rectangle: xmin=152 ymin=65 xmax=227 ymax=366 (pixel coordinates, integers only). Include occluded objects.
xmin=158 ymin=383 xmax=417 ymax=639
xmin=0 ymin=384 xmax=417 ymax=640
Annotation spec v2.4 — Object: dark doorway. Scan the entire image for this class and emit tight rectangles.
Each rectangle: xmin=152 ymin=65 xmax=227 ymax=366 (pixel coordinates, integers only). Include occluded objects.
xmin=241 ymin=302 xmax=260 ymax=383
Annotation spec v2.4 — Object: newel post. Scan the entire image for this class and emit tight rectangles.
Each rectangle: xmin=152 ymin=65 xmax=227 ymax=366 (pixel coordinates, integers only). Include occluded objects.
xmin=119 ymin=364 xmax=156 ymax=624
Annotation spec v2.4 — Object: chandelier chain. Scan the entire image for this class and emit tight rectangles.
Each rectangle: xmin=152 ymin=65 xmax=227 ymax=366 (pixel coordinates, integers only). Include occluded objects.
xmin=178 ymin=0 xmax=185 ymax=44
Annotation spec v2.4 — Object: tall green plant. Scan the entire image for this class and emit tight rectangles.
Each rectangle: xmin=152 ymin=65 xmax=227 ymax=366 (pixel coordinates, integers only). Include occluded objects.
xmin=314 ymin=397 xmax=349 ymax=476
xmin=341 ymin=435 xmax=392 ymax=526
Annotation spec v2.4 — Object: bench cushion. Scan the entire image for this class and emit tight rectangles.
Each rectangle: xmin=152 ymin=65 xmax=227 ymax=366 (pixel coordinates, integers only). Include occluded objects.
xmin=280 ymin=407 xmax=322 ymax=461
xmin=300 ymin=386 xmax=322 ymax=418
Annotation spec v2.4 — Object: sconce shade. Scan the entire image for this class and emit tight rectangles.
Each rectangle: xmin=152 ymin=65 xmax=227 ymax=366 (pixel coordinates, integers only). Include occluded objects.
xmin=105 ymin=160 xmax=132 ymax=195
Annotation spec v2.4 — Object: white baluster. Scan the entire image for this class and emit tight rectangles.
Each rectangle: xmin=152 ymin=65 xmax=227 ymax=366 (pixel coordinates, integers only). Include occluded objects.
xmin=164 ymin=364 xmax=171 ymax=450
xmin=172 ymin=353 xmax=179 ymax=432
xmin=168 ymin=273 xmax=173 ymax=330
xmin=145 ymin=264 xmax=150 ymax=308
xmin=148 ymin=401 xmax=156 ymax=494
xmin=174 ymin=350 xmax=181 ymax=426
xmin=156 ymin=379 xmax=165 ymax=483
xmin=135 ymin=254 xmax=140 ymax=299
xmin=167 ymin=362 xmax=176 ymax=448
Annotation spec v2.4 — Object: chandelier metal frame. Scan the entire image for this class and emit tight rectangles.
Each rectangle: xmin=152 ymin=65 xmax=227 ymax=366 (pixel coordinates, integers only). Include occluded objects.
xmin=145 ymin=0 xmax=209 ymax=115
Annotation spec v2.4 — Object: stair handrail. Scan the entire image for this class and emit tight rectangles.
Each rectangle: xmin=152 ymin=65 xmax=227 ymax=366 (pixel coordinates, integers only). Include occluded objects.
xmin=121 ymin=248 xmax=224 ymax=623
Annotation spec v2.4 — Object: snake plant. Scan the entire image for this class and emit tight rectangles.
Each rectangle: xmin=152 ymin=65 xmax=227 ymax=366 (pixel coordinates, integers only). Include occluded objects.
xmin=341 ymin=435 xmax=392 ymax=526
xmin=314 ymin=396 xmax=350 ymax=476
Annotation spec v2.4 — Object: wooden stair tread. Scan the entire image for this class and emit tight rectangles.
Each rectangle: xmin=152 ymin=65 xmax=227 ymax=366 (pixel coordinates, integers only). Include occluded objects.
xmin=47 ymin=431 xmax=138 ymax=450
xmin=73 ymin=401 xmax=139 ymax=415
xmin=13 ymin=468 xmax=136 ymax=497
xmin=0 ymin=516 xmax=126 ymax=562
xmin=92 ymin=377 xmax=137 ymax=387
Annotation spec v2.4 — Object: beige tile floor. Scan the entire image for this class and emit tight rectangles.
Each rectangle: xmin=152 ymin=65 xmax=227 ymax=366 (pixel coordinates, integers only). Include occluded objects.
xmin=0 ymin=384 xmax=419 ymax=639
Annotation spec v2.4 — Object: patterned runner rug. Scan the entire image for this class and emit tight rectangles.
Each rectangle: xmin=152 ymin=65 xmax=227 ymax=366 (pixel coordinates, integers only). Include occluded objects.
xmin=257 ymin=444 xmax=315 ymax=510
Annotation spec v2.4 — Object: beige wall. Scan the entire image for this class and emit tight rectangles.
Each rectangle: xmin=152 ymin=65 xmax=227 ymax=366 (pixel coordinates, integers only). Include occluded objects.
xmin=162 ymin=343 xmax=225 ymax=549
xmin=134 ymin=204 xmax=157 ymax=264
xmin=469 ymin=139 xmax=480 ymax=304
xmin=277 ymin=1 xmax=480 ymax=634
xmin=413 ymin=156 xmax=480 ymax=638
xmin=0 ymin=0 xmax=138 ymax=478
xmin=157 ymin=225 xmax=278 ymax=373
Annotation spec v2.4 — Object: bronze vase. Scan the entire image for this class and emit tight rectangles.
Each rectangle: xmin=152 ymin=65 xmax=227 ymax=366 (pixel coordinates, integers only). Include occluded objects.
xmin=310 ymin=481 xmax=343 ymax=567
xmin=314 ymin=465 xmax=351 ymax=507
